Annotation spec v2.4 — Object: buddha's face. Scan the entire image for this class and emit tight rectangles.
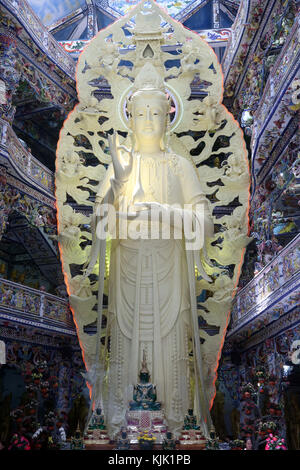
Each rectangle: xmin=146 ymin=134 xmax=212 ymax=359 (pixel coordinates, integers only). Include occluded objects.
xmin=140 ymin=371 xmax=150 ymax=383
xmin=131 ymin=91 xmax=168 ymax=147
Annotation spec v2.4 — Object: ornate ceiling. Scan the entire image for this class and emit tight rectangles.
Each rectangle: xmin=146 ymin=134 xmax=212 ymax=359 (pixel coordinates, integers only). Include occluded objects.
xmin=27 ymin=0 xmax=86 ymax=27
xmin=27 ymin=0 xmax=240 ymax=30
xmin=15 ymin=0 xmax=240 ymax=164
xmin=99 ymin=0 xmax=216 ymax=20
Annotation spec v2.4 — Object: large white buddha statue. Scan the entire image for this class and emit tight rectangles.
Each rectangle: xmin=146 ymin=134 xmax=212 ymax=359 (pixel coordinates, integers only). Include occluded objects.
xmin=56 ymin=1 xmax=250 ymax=444
xmin=86 ymin=63 xmax=214 ymax=437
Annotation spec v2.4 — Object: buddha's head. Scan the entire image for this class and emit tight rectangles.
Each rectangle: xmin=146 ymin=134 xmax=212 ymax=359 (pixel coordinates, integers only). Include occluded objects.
xmin=139 ymin=370 xmax=150 ymax=384
xmin=127 ymin=63 xmax=170 ymax=152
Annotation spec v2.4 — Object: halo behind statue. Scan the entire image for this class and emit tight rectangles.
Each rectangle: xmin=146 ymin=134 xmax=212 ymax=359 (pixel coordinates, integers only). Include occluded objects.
xmin=119 ymin=82 xmax=183 ymax=133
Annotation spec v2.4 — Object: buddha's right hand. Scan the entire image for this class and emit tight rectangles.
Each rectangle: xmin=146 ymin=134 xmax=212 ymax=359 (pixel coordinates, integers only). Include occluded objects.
xmin=108 ymin=131 xmax=133 ymax=182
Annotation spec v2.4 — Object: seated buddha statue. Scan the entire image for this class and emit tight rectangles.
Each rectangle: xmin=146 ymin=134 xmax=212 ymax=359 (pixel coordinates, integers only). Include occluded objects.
xmin=162 ymin=431 xmax=176 ymax=450
xmin=71 ymin=425 xmax=85 ymax=450
xmin=183 ymin=409 xmax=200 ymax=430
xmin=129 ymin=352 xmax=161 ymax=411
xmin=116 ymin=429 xmax=130 ymax=450
xmin=89 ymin=407 xmax=105 ymax=430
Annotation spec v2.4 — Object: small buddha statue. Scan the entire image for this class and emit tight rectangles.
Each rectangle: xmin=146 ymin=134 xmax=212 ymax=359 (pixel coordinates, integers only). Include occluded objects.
xmin=183 ymin=409 xmax=200 ymax=430
xmin=116 ymin=429 xmax=130 ymax=450
xmin=89 ymin=407 xmax=105 ymax=430
xmin=162 ymin=431 xmax=176 ymax=450
xmin=129 ymin=352 xmax=161 ymax=411
xmin=71 ymin=424 xmax=85 ymax=450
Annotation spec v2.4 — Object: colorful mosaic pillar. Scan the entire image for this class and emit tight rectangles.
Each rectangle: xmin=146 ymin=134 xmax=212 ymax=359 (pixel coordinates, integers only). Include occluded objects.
xmin=0 ymin=169 xmax=10 ymax=241
xmin=213 ymin=0 xmax=220 ymax=29
xmin=0 ymin=32 xmax=21 ymax=124
xmin=86 ymin=0 xmax=96 ymax=40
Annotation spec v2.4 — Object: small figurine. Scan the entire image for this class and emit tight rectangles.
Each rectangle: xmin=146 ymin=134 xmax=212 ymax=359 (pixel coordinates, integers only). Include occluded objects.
xmin=71 ymin=424 xmax=85 ymax=450
xmin=89 ymin=407 xmax=106 ymax=430
xmin=162 ymin=431 xmax=176 ymax=450
xmin=205 ymin=436 xmax=220 ymax=450
xmin=115 ymin=429 xmax=130 ymax=450
xmin=183 ymin=409 xmax=200 ymax=430
xmin=129 ymin=351 xmax=161 ymax=411
xmin=84 ymin=406 xmax=109 ymax=445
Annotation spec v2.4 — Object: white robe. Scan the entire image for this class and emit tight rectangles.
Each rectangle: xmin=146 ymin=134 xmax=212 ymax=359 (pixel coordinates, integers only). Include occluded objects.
xmin=93 ymin=152 xmax=213 ymax=437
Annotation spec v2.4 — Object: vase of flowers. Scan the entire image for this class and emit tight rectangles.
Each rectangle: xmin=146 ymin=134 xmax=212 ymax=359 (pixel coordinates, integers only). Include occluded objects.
xmin=138 ymin=431 xmax=156 ymax=450
xmin=229 ymin=439 xmax=245 ymax=450
xmin=258 ymin=421 xmax=277 ymax=435
xmin=265 ymin=434 xmax=287 ymax=450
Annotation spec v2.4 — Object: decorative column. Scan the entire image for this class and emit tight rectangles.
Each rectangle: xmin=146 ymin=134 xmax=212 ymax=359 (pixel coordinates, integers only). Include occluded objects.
xmin=0 ymin=32 xmax=21 ymax=124
xmin=86 ymin=0 xmax=97 ymax=40
xmin=0 ymin=167 xmax=10 ymax=241
xmin=213 ymin=0 xmax=220 ymax=29
xmin=0 ymin=340 xmax=6 ymax=365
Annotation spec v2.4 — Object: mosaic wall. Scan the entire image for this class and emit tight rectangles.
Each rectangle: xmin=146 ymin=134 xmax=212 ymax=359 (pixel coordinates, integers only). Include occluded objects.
xmin=216 ymin=323 xmax=300 ymax=448
xmin=0 ymin=180 xmax=56 ymax=241
xmin=0 ymin=331 xmax=89 ymax=445
xmin=0 ymin=279 xmax=72 ymax=326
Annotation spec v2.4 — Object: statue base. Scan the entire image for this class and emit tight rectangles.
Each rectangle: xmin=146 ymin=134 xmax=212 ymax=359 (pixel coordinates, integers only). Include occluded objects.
xmin=84 ymin=429 xmax=110 ymax=445
xmin=178 ymin=429 xmax=206 ymax=446
xmin=126 ymin=409 xmax=167 ymax=444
